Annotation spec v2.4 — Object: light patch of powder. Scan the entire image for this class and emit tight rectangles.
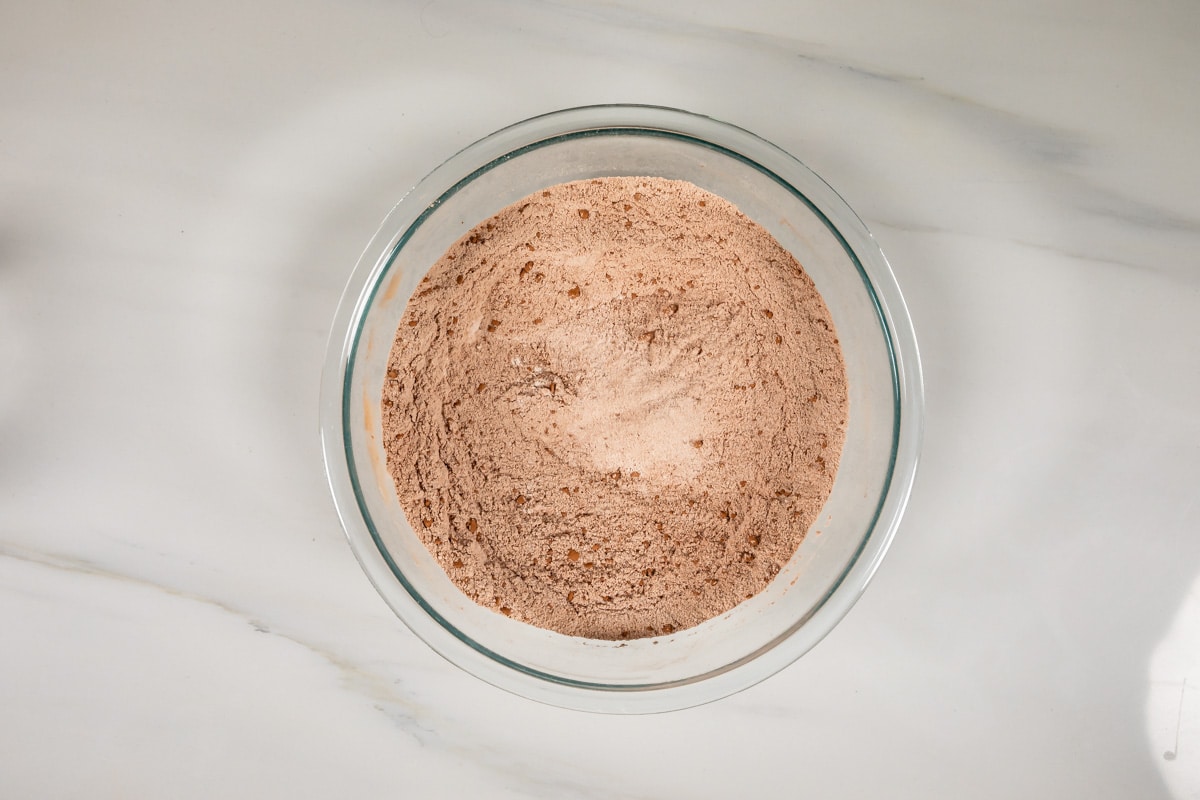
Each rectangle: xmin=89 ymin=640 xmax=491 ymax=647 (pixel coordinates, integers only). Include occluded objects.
xmin=382 ymin=177 xmax=847 ymax=640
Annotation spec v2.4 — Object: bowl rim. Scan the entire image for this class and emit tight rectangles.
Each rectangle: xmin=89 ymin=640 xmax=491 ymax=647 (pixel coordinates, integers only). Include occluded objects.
xmin=320 ymin=104 xmax=924 ymax=713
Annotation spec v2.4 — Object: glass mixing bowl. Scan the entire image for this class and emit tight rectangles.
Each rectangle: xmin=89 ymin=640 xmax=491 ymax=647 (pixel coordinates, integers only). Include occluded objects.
xmin=320 ymin=105 xmax=923 ymax=713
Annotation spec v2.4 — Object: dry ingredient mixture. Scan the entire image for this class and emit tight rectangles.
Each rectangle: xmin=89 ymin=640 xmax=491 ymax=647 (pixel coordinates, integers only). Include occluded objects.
xmin=382 ymin=177 xmax=847 ymax=640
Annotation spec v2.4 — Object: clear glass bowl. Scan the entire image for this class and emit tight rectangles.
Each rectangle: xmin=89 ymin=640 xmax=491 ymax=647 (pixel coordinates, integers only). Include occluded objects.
xmin=320 ymin=105 xmax=923 ymax=713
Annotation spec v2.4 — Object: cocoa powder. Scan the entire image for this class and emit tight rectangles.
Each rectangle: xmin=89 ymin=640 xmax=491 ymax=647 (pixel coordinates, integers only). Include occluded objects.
xmin=382 ymin=177 xmax=847 ymax=640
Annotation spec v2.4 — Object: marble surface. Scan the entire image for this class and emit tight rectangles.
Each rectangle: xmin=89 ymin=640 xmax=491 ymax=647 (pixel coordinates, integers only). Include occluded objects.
xmin=3 ymin=0 xmax=1199 ymax=796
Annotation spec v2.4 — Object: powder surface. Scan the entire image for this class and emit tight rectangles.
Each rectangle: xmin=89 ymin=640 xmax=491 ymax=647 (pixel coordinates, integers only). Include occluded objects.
xmin=382 ymin=177 xmax=847 ymax=640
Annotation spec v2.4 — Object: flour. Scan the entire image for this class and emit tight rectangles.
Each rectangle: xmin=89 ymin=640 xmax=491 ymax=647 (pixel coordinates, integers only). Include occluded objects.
xmin=382 ymin=177 xmax=847 ymax=639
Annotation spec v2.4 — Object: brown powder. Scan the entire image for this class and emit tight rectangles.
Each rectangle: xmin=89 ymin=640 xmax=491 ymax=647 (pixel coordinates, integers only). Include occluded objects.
xmin=382 ymin=177 xmax=847 ymax=640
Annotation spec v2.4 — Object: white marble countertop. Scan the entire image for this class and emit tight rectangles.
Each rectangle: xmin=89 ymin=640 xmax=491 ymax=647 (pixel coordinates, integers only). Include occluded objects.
xmin=4 ymin=1 xmax=1199 ymax=796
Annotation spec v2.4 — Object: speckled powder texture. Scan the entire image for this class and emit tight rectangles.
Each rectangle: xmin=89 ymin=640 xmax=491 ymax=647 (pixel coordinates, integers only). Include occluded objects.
xmin=382 ymin=176 xmax=847 ymax=640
